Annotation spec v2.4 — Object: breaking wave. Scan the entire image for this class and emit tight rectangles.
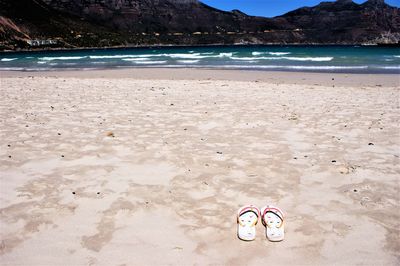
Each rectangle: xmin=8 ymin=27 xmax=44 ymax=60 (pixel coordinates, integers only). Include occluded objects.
xmin=39 ymin=56 xmax=87 ymax=61
xmin=177 ymin=60 xmax=200 ymax=64
xmin=231 ymin=56 xmax=333 ymax=61
xmin=1 ymin=58 xmax=18 ymax=62
xmin=133 ymin=60 xmax=167 ymax=64
xmin=251 ymin=52 xmax=291 ymax=56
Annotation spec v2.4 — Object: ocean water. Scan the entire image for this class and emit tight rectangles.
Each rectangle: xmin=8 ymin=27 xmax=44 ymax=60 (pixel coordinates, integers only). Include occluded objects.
xmin=0 ymin=45 xmax=399 ymax=73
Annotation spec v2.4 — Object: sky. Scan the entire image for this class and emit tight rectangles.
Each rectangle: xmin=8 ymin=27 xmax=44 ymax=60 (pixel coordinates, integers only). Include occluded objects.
xmin=200 ymin=0 xmax=400 ymax=17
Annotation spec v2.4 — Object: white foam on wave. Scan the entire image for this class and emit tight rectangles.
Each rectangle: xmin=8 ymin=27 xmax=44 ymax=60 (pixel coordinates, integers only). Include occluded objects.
xmin=37 ymin=61 xmax=47 ymax=64
xmin=379 ymin=66 xmax=400 ymax=69
xmin=90 ymin=55 xmax=135 ymax=59
xmin=268 ymin=52 xmax=291 ymax=56
xmin=89 ymin=54 xmax=162 ymax=59
xmin=203 ymin=65 xmax=368 ymax=70
xmin=251 ymin=52 xmax=291 ymax=56
xmin=230 ymin=56 xmax=333 ymax=61
xmin=231 ymin=57 xmax=259 ymax=60
xmin=133 ymin=60 xmax=167 ymax=64
xmin=162 ymin=52 xmax=230 ymax=59
xmin=393 ymin=55 xmax=400 ymax=58
xmin=39 ymin=56 xmax=86 ymax=61
xmin=122 ymin=58 xmax=151 ymax=61
xmin=177 ymin=60 xmax=200 ymax=64
xmin=280 ymin=65 xmax=367 ymax=70
xmin=1 ymin=58 xmax=18 ymax=62
xmin=0 ymin=67 xmax=26 ymax=70
xmin=88 ymin=52 xmax=229 ymax=61
xmin=282 ymin=57 xmax=333 ymax=61
xmin=166 ymin=53 xmax=204 ymax=59
xmin=218 ymin=52 xmax=234 ymax=57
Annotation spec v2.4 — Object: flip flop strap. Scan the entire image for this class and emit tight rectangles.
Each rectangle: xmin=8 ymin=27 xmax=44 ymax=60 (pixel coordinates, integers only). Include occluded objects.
xmin=262 ymin=208 xmax=284 ymax=226
xmin=237 ymin=210 xmax=259 ymax=226
xmin=238 ymin=206 xmax=260 ymax=217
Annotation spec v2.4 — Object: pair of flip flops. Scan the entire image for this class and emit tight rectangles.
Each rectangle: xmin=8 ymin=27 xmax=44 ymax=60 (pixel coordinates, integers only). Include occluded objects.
xmin=237 ymin=205 xmax=284 ymax=241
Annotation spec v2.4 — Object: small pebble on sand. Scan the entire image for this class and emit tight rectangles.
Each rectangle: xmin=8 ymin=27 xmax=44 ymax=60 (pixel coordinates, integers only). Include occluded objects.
xmin=339 ymin=166 xmax=350 ymax=174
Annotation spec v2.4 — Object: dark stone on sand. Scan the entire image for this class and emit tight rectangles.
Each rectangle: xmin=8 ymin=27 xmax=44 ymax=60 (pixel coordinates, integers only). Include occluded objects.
xmin=332 ymin=160 xmax=337 ymax=163
xmin=72 ymin=191 xmax=76 ymax=194
xmin=61 ymin=155 xmax=64 ymax=157
xmin=368 ymin=142 xmax=374 ymax=145
xmin=353 ymin=189 xmax=358 ymax=192
xmin=97 ymin=192 xmax=100 ymax=195
xmin=58 ymin=133 xmax=61 ymax=135
xmin=8 ymin=155 xmax=12 ymax=158
xmin=216 ymin=151 xmax=223 ymax=154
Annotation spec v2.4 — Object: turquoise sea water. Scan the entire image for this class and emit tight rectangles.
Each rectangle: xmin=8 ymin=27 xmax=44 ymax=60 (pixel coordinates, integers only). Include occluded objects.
xmin=0 ymin=45 xmax=399 ymax=73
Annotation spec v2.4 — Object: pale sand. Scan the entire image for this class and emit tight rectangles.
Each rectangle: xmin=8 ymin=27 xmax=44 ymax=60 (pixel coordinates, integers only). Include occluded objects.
xmin=0 ymin=70 xmax=399 ymax=265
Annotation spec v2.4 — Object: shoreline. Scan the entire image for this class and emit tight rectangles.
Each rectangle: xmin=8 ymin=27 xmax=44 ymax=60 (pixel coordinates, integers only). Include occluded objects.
xmin=0 ymin=43 xmax=389 ymax=54
xmin=1 ymin=68 xmax=399 ymax=87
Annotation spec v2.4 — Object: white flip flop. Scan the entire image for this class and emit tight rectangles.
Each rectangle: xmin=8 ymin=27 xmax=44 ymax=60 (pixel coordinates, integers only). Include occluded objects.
xmin=237 ymin=205 xmax=260 ymax=241
xmin=261 ymin=205 xmax=285 ymax=242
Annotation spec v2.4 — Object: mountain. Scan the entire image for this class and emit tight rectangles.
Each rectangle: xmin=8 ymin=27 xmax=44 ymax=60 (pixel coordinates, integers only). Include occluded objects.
xmin=0 ymin=0 xmax=399 ymax=50
xmin=275 ymin=0 xmax=400 ymax=43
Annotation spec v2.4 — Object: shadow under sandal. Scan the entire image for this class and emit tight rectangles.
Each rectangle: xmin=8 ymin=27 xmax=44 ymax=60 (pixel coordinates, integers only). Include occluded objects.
xmin=237 ymin=205 xmax=260 ymax=241
xmin=261 ymin=205 xmax=285 ymax=242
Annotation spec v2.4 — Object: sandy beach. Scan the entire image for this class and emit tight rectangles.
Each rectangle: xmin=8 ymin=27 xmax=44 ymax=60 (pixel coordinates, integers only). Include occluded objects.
xmin=0 ymin=69 xmax=399 ymax=265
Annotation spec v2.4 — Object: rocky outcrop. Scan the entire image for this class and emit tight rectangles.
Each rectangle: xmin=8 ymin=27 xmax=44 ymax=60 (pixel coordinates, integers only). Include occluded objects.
xmin=275 ymin=0 xmax=400 ymax=43
xmin=40 ymin=0 xmax=271 ymax=33
xmin=0 ymin=0 xmax=399 ymax=50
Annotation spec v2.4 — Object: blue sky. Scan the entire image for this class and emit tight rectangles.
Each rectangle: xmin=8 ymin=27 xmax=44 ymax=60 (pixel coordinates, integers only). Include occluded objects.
xmin=201 ymin=0 xmax=400 ymax=17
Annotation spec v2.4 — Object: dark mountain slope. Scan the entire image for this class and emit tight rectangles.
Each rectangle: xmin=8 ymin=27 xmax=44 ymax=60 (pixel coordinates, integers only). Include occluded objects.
xmin=276 ymin=0 xmax=400 ymax=43
xmin=0 ymin=0 xmax=399 ymax=50
xmin=41 ymin=0 xmax=272 ymax=33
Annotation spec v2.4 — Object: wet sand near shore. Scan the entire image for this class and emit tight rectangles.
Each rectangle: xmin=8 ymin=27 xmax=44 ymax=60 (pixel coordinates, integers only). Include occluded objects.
xmin=0 ymin=70 xmax=399 ymax=265
xmin=1 ymin=68 xmax=399 ymax=87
